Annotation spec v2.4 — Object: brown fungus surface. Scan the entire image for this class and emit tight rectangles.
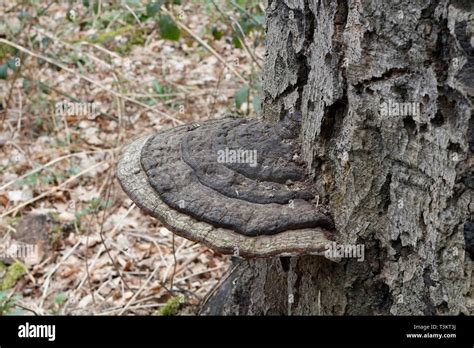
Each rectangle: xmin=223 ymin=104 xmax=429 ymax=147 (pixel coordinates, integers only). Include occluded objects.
xmin=117 ymin=116 xmax=335 ymax=257
xmin=141 ymin=117 xmax=333 ymax=236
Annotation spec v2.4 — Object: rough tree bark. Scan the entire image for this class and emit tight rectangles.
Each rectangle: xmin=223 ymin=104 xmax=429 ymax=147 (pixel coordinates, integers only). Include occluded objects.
xmin=200 ymin=0 xmax=473 ymax=315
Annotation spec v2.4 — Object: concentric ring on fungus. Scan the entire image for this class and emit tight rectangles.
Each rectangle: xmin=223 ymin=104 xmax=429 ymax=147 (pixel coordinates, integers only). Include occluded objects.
xmin=117 ymin=116 xmax=335 ymax=258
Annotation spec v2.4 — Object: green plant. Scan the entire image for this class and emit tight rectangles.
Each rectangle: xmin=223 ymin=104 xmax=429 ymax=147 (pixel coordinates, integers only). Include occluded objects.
xmin=159 ymin=296 xmax=184 ymax=316
xmin=0 ymin=290 xmax=19 ymax=315
xmin=0 ymin=261 xmax=26 ymax=291
xmin=50 ymin=292 xmax=68 ymax=314
xmin=202 ymin=1 xmax=265 ymax=115
xmin=73 ymin=198 xmax=112 ymax=229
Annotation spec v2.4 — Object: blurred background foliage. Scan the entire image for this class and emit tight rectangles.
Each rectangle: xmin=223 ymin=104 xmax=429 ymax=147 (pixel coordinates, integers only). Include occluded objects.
xmin=0 ymin=0 xmax=265 ymax=118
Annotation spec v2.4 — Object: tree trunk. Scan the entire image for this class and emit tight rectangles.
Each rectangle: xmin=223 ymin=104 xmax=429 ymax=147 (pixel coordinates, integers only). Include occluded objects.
xmin=200 ymin=0 xmax=473 ymax=315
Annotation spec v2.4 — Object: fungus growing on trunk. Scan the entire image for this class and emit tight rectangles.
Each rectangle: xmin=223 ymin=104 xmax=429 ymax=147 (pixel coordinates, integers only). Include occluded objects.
xmin=117 ymin=115 xmax=335 ymax=258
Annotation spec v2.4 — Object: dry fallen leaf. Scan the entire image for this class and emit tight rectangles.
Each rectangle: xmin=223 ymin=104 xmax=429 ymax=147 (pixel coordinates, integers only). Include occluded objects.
xmin=60 ymin=266 xmax=79 ymax=278
xmin=0 ymin=194 xmax=9 ymax=207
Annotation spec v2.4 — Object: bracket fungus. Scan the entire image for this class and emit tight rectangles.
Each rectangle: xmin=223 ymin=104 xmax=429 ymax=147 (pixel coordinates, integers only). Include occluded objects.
xmin=117 ymin=114 xmax=335 ymax=258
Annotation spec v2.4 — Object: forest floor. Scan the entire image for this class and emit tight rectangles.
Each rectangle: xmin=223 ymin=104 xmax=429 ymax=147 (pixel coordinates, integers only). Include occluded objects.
xmin=0 ymin=1 xmax=264 ymax=315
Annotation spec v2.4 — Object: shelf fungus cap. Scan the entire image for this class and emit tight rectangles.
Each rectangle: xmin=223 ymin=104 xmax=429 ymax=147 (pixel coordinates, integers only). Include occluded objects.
xmin=117 ymin=116 xmax=335 ymax=258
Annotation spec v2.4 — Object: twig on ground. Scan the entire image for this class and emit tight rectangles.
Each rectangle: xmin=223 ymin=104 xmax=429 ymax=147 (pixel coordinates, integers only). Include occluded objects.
xmin=161 ymin=7 xmax=247 ymax=84
xmin=0 ymin=160 xmax=108 ymax=218
xmin=210 ymin=0 xmax=262 ymax=69
xmin=0 ymin=39 xmax=183 ymax=125
xmin=96 ymin=172 xmax=132 ymax=291
xmin=118 ymin=259 xmax=160 ymax=315
xmin=40 ymin=240 xmax=81 ymax=308
xmin=169 ymin=233 xmax=177 ymax=293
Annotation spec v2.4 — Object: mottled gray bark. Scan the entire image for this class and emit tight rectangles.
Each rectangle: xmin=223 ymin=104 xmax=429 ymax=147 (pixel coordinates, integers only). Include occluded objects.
xmin=200 ymin=0 xmax=473 ymax=315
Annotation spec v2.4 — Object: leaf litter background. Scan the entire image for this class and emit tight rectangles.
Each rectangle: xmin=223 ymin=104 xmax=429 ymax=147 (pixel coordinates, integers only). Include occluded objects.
xmin=0 ymin=0 xmax=265 ymax=315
